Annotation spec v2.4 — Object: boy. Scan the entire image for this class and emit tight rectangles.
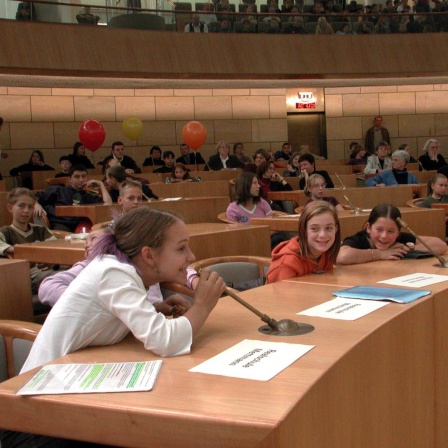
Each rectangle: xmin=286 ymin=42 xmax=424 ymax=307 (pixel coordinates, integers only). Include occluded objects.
xmin=107 ymin=180 xmax=143 ymax=228
xmin=153 ymin=151 xmax=175 ymax=173
xmin=55 ymin=156 xmax=71 ymax=178
xmin=0 ymin=188 xmax=57 ymax=293
xmin=35 ymin=164 xmax=112 ymax=232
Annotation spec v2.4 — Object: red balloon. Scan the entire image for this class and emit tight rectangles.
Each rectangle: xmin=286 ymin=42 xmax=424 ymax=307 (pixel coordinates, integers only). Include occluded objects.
xmin=182 ymin=121 xmax=207 ymax=150
xmin=78 ymin=120 xmax=105 ymax=152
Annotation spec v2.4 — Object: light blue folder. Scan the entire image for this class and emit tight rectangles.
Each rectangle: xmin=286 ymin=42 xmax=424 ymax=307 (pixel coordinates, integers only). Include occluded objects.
xmin=333 ymin=286 xmax=431 ymax=304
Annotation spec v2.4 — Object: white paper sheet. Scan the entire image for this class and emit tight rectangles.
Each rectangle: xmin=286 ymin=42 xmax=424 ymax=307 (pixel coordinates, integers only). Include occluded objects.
xmin=298 ymin=297 xmax=389 ymax=320
xmin=378 ymin=273 xmax=448 ymax=288
xmin=17 ymin=361 xmax=162 ymax=396
xmin=190 ymin=339 xmax=314 ymax=381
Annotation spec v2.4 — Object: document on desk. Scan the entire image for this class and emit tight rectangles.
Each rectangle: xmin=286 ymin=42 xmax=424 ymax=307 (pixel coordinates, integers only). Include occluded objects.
xmin=17 ymin=361 xmax=162 ymax=396
xmin=298 ymin=297 xmax=389 ymax=320
xmin=333 ymin=286 xmax=431 ymax=304
xmin=378 ymin=273 xmax=448 ymax=288
xmin=190 ymin=339 xmax=314 ymax=381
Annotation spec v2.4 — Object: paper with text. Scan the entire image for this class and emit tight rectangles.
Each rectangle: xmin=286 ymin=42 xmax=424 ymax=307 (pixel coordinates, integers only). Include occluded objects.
xmin=378 ymin=273 xmax=448 ymax=288
xmin=298 ymin=297 xmax=389 ymax=320
xmin=190 ymin=339 xmax=314 ymax=381
xmin=17 ymin=361 xmax=162 ymax=396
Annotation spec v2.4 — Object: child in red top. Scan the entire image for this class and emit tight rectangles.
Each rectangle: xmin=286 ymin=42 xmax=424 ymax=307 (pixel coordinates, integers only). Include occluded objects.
xmin=266 ymin=201 xmax=340 ymax=283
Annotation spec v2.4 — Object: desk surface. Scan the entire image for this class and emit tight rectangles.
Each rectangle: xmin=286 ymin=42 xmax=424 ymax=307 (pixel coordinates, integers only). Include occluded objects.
xmin=0 ymin=281 xmax=434 ymax=448
xmin=289 ymin=257 xmax=448 ymax=448
xmin=55 ymin=197 xmax=230 ymax=225
xmin=268 ymin=185 xmax=415 ymax=208
xmin=251 ymin=207 xmax=446 ymax=241
xmin=13 ymin=223 xmax=271 ymax=265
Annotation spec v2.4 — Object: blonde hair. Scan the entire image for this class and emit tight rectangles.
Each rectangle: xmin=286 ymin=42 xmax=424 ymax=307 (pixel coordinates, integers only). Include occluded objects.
xmin=304 ymin=174 xmax=326 ymax=197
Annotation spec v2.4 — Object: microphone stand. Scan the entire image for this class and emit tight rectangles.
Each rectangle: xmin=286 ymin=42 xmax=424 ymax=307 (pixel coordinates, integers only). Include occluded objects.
xmin=396 ymin=217 xmax=448 ymax=268
xmin=334 ymin=173 xmax=347 ymax=189
xmin=343 ymin=194 xmax=361 ymax=214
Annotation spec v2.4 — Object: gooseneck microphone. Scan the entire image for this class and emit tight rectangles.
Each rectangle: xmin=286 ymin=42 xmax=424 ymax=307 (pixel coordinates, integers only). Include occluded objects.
xmin=343 ymin=194 xmax=361 ymax=214
xmin=396 ymin=217 xmax=448 ymax=268
xmin=334 ymin=173 xmax=347 ymax=189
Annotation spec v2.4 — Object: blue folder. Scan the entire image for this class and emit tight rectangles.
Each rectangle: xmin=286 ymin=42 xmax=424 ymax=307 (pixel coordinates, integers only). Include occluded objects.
xmin=333 ymin=286 xmax=431 ymax=304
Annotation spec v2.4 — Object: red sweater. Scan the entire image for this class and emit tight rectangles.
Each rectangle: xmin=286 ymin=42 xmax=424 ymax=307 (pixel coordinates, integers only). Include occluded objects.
xmin=266 ymin=238 xmax=334 ymax=283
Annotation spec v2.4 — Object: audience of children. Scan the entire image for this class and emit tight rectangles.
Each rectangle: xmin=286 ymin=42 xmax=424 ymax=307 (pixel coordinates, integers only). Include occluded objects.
xmin=420 ymin=173 xmax=448 ymax=208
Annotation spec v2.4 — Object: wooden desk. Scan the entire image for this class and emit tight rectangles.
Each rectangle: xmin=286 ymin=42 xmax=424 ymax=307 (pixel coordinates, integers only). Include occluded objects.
xmin=269 ymin=185 xmax=415 ymax=208
xmin=55 ymin=197 xmax=230 ymax=225
xmin=0 ymin=258 xmax=33 ymax=321
xmin=289 ymin=257 xmax=448 ymax=448
xmin=14 ymin=223 xmax=271 ymax=264
xmin=149 ymin=180 xmax=232 ymax=200
xmin=252 ymin=207 xmax=446 ymax=241
xmin=0 ymin=281 xmax=434 ymax=447
xmin=30 ymin=170 xmax=56 ymax=190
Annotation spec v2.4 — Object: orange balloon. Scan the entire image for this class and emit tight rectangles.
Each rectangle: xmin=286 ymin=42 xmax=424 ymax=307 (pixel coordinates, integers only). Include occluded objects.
xmin=182 ymin=121 xmax=207 ymax=150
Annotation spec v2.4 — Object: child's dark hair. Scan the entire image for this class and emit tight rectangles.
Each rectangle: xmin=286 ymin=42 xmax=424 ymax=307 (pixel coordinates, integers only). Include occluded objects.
xmin=7 ymin=188 xmax=36 ymax=205
xmin=163 ymin=150 xmax=175 ymax=159
xmin=171 ymin=163 xmax=190 ymax=180
xmin=28 ymin=150 xmax=45 ymax=164
xmin=72 ymin=142 xmax=83 ymax=155
xmin=298 ymin=153 xmax=315 ymax=166
xmin=88 ymin=208 xmax=183 ymax=265
xmin=234 ymin=172 xmax=261 ymax=205
xmin=69 ymin=164 xmax=87 ymax=176
xmin=256 ymin=160 xmax=274 ymax=178
xmin=364 ymin=203 xmax=402 ymax=231
xmin=297 ymin=201 xmax=340 ymax=263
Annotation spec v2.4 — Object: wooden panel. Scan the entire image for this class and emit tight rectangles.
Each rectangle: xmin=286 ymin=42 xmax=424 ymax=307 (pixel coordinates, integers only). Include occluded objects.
xmin=0 ymin=258 xmax=33 ymax=321
xmin=0 ymin=180 xmax=6 ymax=191
xmin=150 ymin=180 xmax=231 ymax=199
xmin=329 ymin=173 xmax=358 ymax=188
xmin=55 ymin=197 xmax=230 ymax=225
xmin=0 ymin=281 xmax=435 ymax=447
xmin=31 ymin=170 xmax=56 ymax=190
xmin=1 ymin=20 xmax=448 ymax=80
xmin=14 ymin=223 xmax=271 ymax=264
xmin=269 ymin=185 xmax=415 ymax=208
xmin=139 ymin=170 xmax=241 ymax=184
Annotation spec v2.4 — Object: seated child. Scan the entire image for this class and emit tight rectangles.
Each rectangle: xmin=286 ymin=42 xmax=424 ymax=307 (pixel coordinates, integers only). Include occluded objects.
xmin=169 ymin=163 xmax=191 ymax=183
xmin=420 ymin=173 xmax=448 ymax=208
xmin=336 ymin=203 xmax=447 ymax=265
xmin=0 ymin=188 xmax=58 ymax=294
xmin=266 ymin=201 xmax=340 ymax=282
xmin=304 ymin=174 xmax=345 ymax=212
xmin=226 ymin=172 xmax=286 ymax=249
xmin=107 ymin=180 xmax=143 ymax=229
xmin=38 ymin=227 xmax=199 ymax=314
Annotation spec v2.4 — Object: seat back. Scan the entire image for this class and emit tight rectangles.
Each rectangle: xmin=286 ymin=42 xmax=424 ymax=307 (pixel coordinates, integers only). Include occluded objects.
xmin=190 ymin=256 xmax=271 ymax=285
xmin=0 ymin=320 xmax=41 ymax=381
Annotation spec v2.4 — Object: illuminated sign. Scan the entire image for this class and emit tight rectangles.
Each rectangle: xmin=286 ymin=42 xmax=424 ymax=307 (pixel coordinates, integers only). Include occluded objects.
xmin=296 ymin=91 xmax=316 ymax=109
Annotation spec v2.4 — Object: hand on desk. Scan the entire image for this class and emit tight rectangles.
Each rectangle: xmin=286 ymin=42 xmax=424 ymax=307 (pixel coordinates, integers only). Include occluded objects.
xmin=155 ymin=295 xmax=191 ymax=318
xmin=376 ymin=243 xmax=410 ymax=260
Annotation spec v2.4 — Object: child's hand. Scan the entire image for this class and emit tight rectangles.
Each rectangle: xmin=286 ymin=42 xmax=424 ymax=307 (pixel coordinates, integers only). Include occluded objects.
xmin=33 ymin=203 xmax=45 ymax=217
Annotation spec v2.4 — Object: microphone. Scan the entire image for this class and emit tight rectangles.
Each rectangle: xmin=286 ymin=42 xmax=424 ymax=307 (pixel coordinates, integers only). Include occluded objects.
xmin=334 ymin=173 xmax=347 ymax=189
xmin=343 ymin=194 xmax=361 ymax=214
xmin=396 ymin=217 xmax=448 ymax=268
